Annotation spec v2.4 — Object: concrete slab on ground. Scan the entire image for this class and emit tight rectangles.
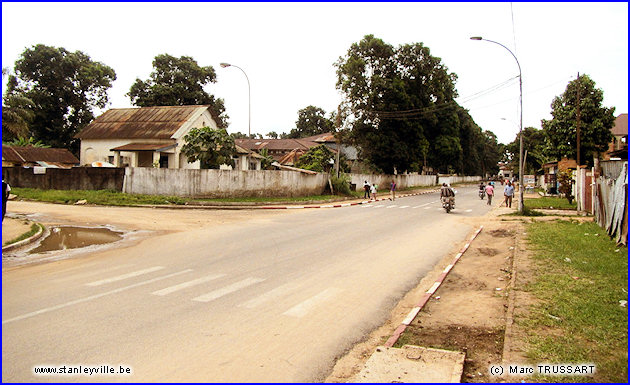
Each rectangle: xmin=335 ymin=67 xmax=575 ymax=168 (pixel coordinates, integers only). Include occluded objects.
xmin=351 ymin=345 xmax=465 ymax=383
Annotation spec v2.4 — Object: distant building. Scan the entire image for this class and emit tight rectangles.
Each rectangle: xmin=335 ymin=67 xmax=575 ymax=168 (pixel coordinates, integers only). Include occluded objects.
xmin=604 ymin=113 xmax=628 ymax=160
xmin=2 ymin=145 xmax=79 ymax=168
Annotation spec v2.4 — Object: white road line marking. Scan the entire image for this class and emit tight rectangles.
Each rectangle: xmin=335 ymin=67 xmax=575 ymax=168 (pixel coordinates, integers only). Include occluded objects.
xmin=465 ymin=209 xmax=473 ymax=212
xmin=192 ymin=277 xmax=265 ymax=303
xmin=374 ymin=205 xmax=385 ymax=208
xmin=151 ymin=274 xmax=226 ymax=296
xmin=53 ymin=264 xmax=134 ymax=283
xmin=399 ymin=205 xmax=410 ymax=209
xmin=86 ymin=266 xmax=165 ymax=287
xmin=239 ymin=282 xmax=301 ymax=309
xmin=424 ymin=206 xmax=432 ymax=210
xmin=3 ymin=270 xmax=193 ymax=325
xmin=414 ymin=200 xmax=438 ymax=209
xmin=387 ymin=205 xmax=398 ymax=208
xmin=283 ymin=288 xmax=340 ymax=318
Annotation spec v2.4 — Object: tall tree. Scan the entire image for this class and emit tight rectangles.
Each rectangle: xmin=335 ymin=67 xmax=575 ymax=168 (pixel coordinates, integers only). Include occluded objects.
xmin=286 ymin=106 xmax=334 ymax=138
xmin=505 ymin=127 xmax=548 ymax=175
xmin=128 ymin=54 xmax=228 ymax=129
xmin=180 ymin=126 xmax=236 ymax=169
xmin=541 ymin=74 xmax=615 ymax=165
xmin=335 ymin=35 xmax=460 ymax=174
xmin=5 ymin=44 xmax=116 ymax=151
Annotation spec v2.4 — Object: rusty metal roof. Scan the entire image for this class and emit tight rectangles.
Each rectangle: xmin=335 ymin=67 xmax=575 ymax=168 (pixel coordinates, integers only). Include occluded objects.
xmin=76 ymin=105 xmax=210 ymax=140
xmin=235 ymin=138 xmax=318 ymax=151
xmin=110 ymin=142 xmax=177 ymax=152
xmin=2 ymin=145 xmax=79 ymax=164
xmin=612 ymin=113 xmax=628 ymax=137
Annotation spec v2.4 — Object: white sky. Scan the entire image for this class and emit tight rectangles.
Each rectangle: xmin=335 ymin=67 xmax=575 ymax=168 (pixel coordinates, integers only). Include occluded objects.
xmin=2 ymin=2 xmax=628 ymax=144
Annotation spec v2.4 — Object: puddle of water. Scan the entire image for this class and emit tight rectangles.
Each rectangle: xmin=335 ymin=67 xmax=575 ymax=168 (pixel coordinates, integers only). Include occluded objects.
xmin=29 ymin=226 xmax=123 ymax=254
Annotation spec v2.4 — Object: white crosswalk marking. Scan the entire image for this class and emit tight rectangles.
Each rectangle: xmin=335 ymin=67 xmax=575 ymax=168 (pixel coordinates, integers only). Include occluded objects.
xmin=374 ymin=205 xmax=385 ymax=208
xmin=85 ymin=266 xmax=165 ymax=287
xmin=283 ymin=288 xmax=340 ymax=318
xmin=399 ymin=205 xmax=409 ymax=209
xmin=239 ymin=282 xmax=301 ymax=309
xmin=192 ymin=277 xmax=265 ymax=303
xmin=151 ymin=273 xmax=226 ymax=296
xmin=3 ymin=270 xmax=193 ymax=325
xmin=386 ymin=205 xmax=398 ymax=208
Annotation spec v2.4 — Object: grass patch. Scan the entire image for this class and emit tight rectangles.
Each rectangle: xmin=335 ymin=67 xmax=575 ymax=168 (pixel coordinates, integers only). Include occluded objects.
xmin=505 ymin=206 xmax=546 ymax=217
xmin=525 ymin=196 xmax=577 ymax=210
xmin=4 ymin=223 xmax=41 ymax=246
xmin=12 ymin=187 xmax=361 ymax=206
xmin=523 ymin=220 xmax=627 ymax=382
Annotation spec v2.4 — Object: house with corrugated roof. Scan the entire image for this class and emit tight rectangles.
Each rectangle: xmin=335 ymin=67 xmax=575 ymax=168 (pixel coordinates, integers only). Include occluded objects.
xmin=604 ymin=113 xmax=628 ymax=160
xmin=2 ymin=145 xmax=79 ymax=168
xmin=75 ymin=105 xmax=261 ymax=170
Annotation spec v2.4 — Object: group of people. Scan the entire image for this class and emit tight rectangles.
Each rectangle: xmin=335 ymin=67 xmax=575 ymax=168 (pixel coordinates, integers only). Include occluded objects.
xmin=363 ymin=179 xmax=398 ymax=201
xmin=479 ymin=180 xmax=515 ymax=207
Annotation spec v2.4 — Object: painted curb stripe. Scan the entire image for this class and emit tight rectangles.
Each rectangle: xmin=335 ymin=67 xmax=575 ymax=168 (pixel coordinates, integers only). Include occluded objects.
xmin=384 ymin=225 xmax=484 ymax=347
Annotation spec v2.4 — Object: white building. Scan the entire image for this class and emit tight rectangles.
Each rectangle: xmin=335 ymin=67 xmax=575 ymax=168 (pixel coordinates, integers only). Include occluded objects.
xmin=75 ymin=105 xmax=261 ymax=170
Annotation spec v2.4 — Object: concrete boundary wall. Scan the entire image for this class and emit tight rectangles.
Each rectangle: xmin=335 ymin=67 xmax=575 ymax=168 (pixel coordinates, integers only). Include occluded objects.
xmin=123 ymin=168 xmax=329 ymax=198
xmin=437 ymin=175 xmax=482 ymax=185
xmin=350 ymin=173 xmax=437 ymax=190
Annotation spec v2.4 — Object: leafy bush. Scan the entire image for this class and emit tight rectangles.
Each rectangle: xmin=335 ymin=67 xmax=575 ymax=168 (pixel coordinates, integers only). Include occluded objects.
xmin=330 ymin=173 xmax=352 ymax=196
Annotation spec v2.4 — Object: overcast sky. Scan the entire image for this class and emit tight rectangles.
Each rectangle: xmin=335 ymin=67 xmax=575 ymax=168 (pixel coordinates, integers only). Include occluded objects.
xmin=2 ymin=2 xmax=627 ymax=144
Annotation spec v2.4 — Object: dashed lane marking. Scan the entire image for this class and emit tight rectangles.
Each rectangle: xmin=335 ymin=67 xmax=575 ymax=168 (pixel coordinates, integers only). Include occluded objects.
xmin=282 ymin=288 xmax=340 ymax=318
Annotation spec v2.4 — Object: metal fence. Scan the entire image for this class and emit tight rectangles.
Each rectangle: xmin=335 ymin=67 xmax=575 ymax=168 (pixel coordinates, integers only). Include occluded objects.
xmin=593 ymin=161 xmax=627 ymax=245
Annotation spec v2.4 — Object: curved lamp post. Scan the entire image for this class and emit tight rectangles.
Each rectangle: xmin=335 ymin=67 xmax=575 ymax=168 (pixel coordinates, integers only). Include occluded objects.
xmin=220 ymin=62 xmax=251 ymax=138
xmin=470 ymin=37 xmax=524 ymax=212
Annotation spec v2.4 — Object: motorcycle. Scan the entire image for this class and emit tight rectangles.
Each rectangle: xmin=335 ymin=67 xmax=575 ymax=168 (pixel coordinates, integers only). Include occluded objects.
xmin=479 ymin=188 xmax=486 ymax=199
xmin=442 ymin=196 xmax=454 ymax=213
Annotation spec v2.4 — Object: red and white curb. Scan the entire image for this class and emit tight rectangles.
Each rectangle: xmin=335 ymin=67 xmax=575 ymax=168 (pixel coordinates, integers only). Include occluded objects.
xmin=259 ymin=189 xmax=440 ymax=210
xmin=384 ymin=225 xmax=484 ymax=348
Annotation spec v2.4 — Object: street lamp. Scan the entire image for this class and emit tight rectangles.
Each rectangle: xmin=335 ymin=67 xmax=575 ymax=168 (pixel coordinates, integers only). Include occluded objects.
xmin=220 ymin=62 xmax=251 ymax=138
xmin=470 ymin=36 xmax=524 ymax=212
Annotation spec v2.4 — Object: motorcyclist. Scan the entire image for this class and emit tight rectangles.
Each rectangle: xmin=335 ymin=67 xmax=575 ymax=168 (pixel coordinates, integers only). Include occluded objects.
xmin=440 ymin=183 xmax=455 ymax=208
xmin=478 ymin=181 xmax=486 ymax=198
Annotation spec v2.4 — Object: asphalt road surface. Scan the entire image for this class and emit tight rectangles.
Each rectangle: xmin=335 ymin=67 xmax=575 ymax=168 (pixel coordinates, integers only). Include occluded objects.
xmin=2 ymin=185 xmax=494 ymax=382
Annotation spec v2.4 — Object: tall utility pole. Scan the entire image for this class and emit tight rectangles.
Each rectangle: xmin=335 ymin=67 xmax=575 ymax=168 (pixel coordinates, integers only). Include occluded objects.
xmin=576 ymin=72 xmax=581 ymax=167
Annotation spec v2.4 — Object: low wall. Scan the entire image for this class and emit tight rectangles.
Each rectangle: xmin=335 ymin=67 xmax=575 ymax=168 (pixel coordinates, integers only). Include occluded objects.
xmin=123 ymin=168 xmax=329 ymax=198
xmin=350 ymin=173 xmax=437 ymax=190
xmin=438 ymin=175 xmax=482 ymax=185
xmin=2 ymin=167 xmax=124 ymax=191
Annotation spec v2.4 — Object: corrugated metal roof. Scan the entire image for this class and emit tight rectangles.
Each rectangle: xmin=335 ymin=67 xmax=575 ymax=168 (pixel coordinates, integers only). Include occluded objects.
xmin=2 ymin=145 xmax=79 ymax=164
xmin=110 ymin=142 xmax=176 ymax=151
xmin=235 ymin=138 xmax=318 ymax=151
xmin=76 ymin=105 xmax=209 ymax=139
xmin=612 ymin=113 xmax=628 ymax=136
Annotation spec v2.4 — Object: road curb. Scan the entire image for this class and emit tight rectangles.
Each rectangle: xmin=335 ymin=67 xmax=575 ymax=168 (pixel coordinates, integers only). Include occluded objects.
xmin=2 ymin=222 xmax=45 ymax=252
xmin=384 ymin=225 xmax=484 ymax=348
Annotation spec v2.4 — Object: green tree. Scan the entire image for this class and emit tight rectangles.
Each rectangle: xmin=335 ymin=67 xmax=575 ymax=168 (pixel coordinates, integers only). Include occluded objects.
xmin=286 ymin=106 xmax=334 ymax=138
xmin=5 ymin=44 xmax=116 ymax=152
xmin=266 ymin=131 xmax=279 ymax=139
xmin=505 ymin=127 xmax=548 ymax=175
xmin=5 ymin=136 xmax=50 ymax=148
xmin=127 ymin=54 xmax=228 ymax=129
xmin=335 ymin=35 xmax=460 ymax=174
xmin=258 ymin=148 xmax=275 ymax=170
xmin=557 ymin=169 xmax=574 ymax=204
xmin=541 ymin=75 xmax=615 ymax=165
xmin=2 ymin=94 xmax=35 ymax=142
xmin=180 ymin=126 xmax=236 ymax=169
xmin=295 ymin=144 xmax=337 ymax=172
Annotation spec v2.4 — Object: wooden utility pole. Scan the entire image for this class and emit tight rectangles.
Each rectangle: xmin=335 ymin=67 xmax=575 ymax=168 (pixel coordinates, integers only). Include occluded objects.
xmin=576 ymin=72 xmax=581 ymax=167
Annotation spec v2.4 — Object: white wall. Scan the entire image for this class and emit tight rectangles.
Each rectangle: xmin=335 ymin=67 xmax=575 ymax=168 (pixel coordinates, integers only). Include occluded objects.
xmin=350 ymin=173 xmax=438 ymax=190
xmin=124 ymin=168 xmax=328 ymax=198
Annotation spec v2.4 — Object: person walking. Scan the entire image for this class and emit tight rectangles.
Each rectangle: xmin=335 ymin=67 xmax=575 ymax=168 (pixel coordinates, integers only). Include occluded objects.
xmin=390 ymin=179 xmax=397 ymax=201
xmin=503 ymin=181 xmax=515 ymax=208
xmin=370 ymin=183 xmax=377 ymax=200
xmin=2 ymin=179 xmax=10 ymax=222
xmin=485 ymin=182 xmax=494 ymax=205
xmin=363 ymin=181 xmax=371 ymax=199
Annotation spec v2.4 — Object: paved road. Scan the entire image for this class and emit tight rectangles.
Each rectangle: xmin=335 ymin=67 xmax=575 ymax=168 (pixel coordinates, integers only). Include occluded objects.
xmin=2 ymin=186 xmax=494 ymax=382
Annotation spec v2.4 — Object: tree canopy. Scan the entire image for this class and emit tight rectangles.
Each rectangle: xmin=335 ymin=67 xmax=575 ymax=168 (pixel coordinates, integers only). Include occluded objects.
xmin=128 ymin=54 xmax=228 ymax=129
xmin=334 ymin=35 xmax=498 ymax=175
xmin=504 ymin=126 xmax=548 ymax=175
xmin=180 ymin=126 xmax=236 ymax=169
xmin=4 ymin=44 xmax=116 ymax=152
xmin=285 ymin=106 xmax=334 ymax=138
xmin=541 ymin=74 xmax=615 ymax=165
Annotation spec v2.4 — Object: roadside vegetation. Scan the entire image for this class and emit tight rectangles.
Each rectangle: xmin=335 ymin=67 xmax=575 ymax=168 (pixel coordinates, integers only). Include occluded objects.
xmin=11 ymin=187 xmax=366 ymax=206
xmin=3 ymin=223 xmax=41 ymax=246
xmin=524 ymin=219 xmax=627 ymax=382
xmin=524 ymin=196 xmax=578 ymax=210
